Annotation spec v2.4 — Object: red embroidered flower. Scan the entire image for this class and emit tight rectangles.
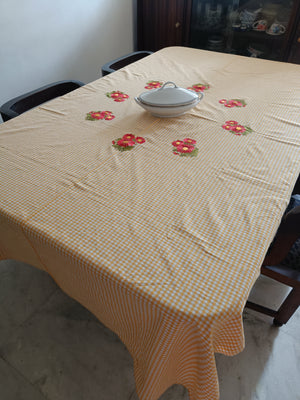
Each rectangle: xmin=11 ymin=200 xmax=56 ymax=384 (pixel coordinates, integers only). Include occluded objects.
xmin=225 ymin=101 xmax=235 ymax=108
xmin=188 ymin=83 xmax=209 ymax=92
xmin=135 ymin=137 xmax=145 ymax=144
xmin=183 ymin=138 xmax=197 ymax=145
xmin=222 ymin=121 xmax=252 ymax=136
xmin=232 ymin=100 xmax=243 ymax=107
xmin=123 ymin=134 xmax=135 ymax=141
xmin=222 ymin=124 xmax=233 ymax=130
xmin=192 ymin=86 xmax=204 ymax=92
xmin=112 ymin=134 xmax=146 ymax=151
xmin=194 ymin=85 xmax=205 ymax=91
xmin=110 ymin=92 xmax=122 ymax=98
xmin=117 ymin=139 xmax=135 ymax=147
xmin=231 ymin=125 xmax=246 ymax=133
xmin=219 ymin=99 xmax=246 ymax=108
xmin=225 ymin=120 xmax=238 ymax=126
xmin=172 ymin=138 xmax=198 ymax=157
xmin=107 ymin=91 xmax=129 ymax=102
xmin=145 ymin=81 xmax=163 ymax=89
xmin=86 ymin=111 xmax=116 ymax=121
xmin=176 ymin=144 xmax=195 ymax=153
xmin=172 ymin=140 xmax=183 ymax=147
xmin=90 ymin=112 xmax=104 ymax=120
xmin=114 ymin=98 xmax=125 ymax=102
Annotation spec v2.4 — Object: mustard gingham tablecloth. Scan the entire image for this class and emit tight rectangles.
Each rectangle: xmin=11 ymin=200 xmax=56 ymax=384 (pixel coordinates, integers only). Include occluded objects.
xmin=1 ymin=47 xmax=300 ymax=400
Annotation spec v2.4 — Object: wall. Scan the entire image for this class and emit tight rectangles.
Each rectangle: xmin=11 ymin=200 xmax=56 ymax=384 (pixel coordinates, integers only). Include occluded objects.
xmin=0 ymin=0 xmax=134 ymax=110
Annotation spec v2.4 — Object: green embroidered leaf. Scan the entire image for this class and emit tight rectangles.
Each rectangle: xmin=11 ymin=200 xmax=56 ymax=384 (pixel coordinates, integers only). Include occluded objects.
xmin=112 ymin=144 xmax=135 ymax=152
xmin=190 ymin=148 xmax=199 ymax=157
xmin=179 ymin=147 xmax=199 ymax=157
xmin=233 ymin=99 xmax=247 ymax=106
xmin=245 ymin=126 xmax=253 ymax=133
xmin=86 ymin=115 xmax=95 ymax=121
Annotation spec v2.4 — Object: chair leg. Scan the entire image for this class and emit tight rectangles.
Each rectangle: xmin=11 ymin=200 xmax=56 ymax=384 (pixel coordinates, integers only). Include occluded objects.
xmin=273 ymin=288 xmax=300 ymax=326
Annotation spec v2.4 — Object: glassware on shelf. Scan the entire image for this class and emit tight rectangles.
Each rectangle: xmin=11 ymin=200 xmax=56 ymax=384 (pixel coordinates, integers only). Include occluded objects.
xmin=207 ymin=35 xmax=225 ymax=51
xmin=239 ymin=7 xmax=262 ymax=30
xmin=189 ymin=0 xmax=294 ymax=62
xmin=204 ymin=3 xmax=223 ymax=30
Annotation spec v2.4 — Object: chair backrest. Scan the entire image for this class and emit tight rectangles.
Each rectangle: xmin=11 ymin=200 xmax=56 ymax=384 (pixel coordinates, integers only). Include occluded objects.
xmin=101 ymin=51 xmax=153 ymax=76
xmin=0 ymin=80 xmax=84 ymax=122
xmin=292 ymin=174 xmax=300 ymax=195
xmin=263 ymin=201 xmax=300 ymax=268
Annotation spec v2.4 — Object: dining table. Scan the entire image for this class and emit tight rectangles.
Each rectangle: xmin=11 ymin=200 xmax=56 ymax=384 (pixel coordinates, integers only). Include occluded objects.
xmin=1 ymin=46 xmax=300 ymax=400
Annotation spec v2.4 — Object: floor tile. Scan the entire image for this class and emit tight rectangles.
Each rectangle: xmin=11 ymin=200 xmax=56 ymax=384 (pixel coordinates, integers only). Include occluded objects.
xmin=216 ymin=311 xmax=300 ymax=400
xmin=0 ymin=260 xmax=57 ymax=346
xmin=0 ymin=356 xmax=47 ymax=400
xmin=279 ymin=307 xmax=300 ymax=342
xmin=0 ymin=288 xmax=135 ymax=400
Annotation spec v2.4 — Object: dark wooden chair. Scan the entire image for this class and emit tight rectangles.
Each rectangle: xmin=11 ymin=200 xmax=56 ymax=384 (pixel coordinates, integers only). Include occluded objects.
xmin=0 ymin=80 xmax=84 ymax=122
xmin=292 ymin=174 xmax=300 ymax=196
xmin=246 ymin=198 xmax=300 ymax=326
xmin=101 ymin=51 xmax=153 ymax=76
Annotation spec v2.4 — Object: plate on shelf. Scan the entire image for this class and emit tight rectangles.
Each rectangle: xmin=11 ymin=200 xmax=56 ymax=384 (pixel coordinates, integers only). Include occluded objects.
xmin=266 ymin=29 xmax=284 ymax=35
xmin=266 ymin=25 xmax=286 ymax=36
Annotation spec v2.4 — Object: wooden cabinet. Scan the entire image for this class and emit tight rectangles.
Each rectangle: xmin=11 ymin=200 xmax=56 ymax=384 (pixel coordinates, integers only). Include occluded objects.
xmin=287 ymin=3 xmax=300 ymax=63
xmin=288 ymin=36 xmax=300 ymax=64
xmin=137 ymin=0 xmax=192 ymax=52
xmin=137 ymin=0 xmax=300 ymax=64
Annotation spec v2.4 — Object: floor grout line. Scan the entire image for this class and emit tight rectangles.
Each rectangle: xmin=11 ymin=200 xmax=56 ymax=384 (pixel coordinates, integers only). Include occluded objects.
xmin=19 ymin=286 xmax=59 ymax=328
xmin=0 ymin=354 xmax=50 ymax=400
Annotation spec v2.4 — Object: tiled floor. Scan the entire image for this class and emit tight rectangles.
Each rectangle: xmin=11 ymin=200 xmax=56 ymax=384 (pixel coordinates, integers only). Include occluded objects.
xmin=1 ymin=259 xmax=299 ymax=400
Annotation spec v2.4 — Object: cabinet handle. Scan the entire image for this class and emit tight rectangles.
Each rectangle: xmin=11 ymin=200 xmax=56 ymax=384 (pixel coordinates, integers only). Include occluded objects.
xmin=297 ymin=37 xmax=300 ymax=43
xmin=175 ymin=22 xmax=181 ymax=28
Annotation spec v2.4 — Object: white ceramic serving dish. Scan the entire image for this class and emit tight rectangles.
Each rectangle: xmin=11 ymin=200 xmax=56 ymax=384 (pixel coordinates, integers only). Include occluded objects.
xmin=135 ymin=81 xmax=203 ymax=118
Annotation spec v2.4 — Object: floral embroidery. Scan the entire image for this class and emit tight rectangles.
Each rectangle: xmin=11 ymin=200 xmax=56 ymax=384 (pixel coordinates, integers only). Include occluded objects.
xmin=222 ymin=120 xmax=253 ymax=135
xmin=172 ymin=138 xmax=198 ymax=157
xmin=145 ymin=81 xmax=163 ymax=89
xmin=106 ymin=91 xmax=129 ymax=102
xmin=112 ymin=134 xmax=146 ymax=152
xmin=187 ymin=83 xmax=210 ymax=92
xmin=135 ymin=137 xmax=146 ymax=144
xmin=219 ymin=99 xmax=246 ymax=108
xmin=86 ymin=111 xmax=115 ymax=121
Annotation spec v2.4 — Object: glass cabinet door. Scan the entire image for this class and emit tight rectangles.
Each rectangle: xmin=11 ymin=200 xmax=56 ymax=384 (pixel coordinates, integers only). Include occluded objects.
xmin=189 ymin=0 xmax=295 ymax=61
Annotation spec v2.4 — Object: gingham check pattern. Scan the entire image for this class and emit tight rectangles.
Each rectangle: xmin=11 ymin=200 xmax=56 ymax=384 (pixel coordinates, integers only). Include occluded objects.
xmin=1 ymin=47 xmax=300 ymax=400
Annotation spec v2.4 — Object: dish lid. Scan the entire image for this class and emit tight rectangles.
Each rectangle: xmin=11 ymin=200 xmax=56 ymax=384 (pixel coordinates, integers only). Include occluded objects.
xmin=138 ymin=81 xmax=199 ymax=107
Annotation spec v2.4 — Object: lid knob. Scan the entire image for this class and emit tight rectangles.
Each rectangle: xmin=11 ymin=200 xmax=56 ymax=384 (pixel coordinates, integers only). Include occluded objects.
xmin=159 ymin=81 xmax=178 ymax=90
